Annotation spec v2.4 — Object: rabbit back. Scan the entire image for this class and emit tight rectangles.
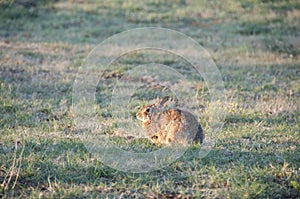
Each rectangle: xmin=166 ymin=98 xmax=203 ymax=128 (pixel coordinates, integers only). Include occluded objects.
xmin=149 ymin=109 xmax=203 ymax=145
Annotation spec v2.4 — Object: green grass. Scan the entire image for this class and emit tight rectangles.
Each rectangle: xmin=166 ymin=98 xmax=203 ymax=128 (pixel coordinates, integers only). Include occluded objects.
xmin=1 ymin=0 xmax=300 ymax=198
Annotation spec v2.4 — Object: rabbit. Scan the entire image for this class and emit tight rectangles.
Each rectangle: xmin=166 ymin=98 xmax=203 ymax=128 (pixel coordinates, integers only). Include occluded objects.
xmin=136 ymin=96 xmax=204 ymax=145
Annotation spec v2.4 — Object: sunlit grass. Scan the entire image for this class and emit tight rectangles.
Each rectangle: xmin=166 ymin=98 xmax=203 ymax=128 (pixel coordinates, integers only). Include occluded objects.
xmin=0 ymin=0 xmax=299 ymax=198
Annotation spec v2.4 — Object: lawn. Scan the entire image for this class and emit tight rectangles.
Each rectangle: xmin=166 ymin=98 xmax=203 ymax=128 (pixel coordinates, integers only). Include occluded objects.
xmin=0 ymin=0 xmax=299 ymax=198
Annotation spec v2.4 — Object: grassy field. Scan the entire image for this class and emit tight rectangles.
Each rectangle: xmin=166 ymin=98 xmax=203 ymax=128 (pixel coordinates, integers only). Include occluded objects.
xmin=0 ymin=0 xmax=300 ymax=198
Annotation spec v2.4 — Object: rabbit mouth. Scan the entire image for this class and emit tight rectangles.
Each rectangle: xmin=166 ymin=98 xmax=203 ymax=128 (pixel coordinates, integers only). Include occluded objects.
xmin=137 ymin=116 xmax=148 ymax=122
xmin=136 ymin=114 xmax=146 ymax=122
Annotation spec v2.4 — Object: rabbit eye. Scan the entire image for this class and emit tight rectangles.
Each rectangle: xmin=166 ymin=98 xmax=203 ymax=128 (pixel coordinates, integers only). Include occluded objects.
xmin=152 ymin=135 xmax=158 ymax=140
xmin=146 ymin=108 xmax=150 ymax=113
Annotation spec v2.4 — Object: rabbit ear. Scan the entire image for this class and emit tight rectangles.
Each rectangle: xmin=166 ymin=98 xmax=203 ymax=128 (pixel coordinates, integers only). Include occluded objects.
xmin=155 ymin=96 xmax=170 ymax=108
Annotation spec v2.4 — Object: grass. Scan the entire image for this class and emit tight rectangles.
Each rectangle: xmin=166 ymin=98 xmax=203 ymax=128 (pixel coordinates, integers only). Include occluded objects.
xmin=0 ymin=0 xmax=300 ymax=198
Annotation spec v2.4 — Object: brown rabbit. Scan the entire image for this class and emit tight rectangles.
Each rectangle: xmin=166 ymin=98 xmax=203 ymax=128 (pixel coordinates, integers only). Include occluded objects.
xmin=136 ymin=96 xmax=204 ymax=145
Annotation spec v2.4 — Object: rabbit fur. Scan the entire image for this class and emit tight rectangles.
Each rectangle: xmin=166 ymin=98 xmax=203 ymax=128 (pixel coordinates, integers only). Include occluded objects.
xmin=136 ymin=96 xmax=204 ymax=145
